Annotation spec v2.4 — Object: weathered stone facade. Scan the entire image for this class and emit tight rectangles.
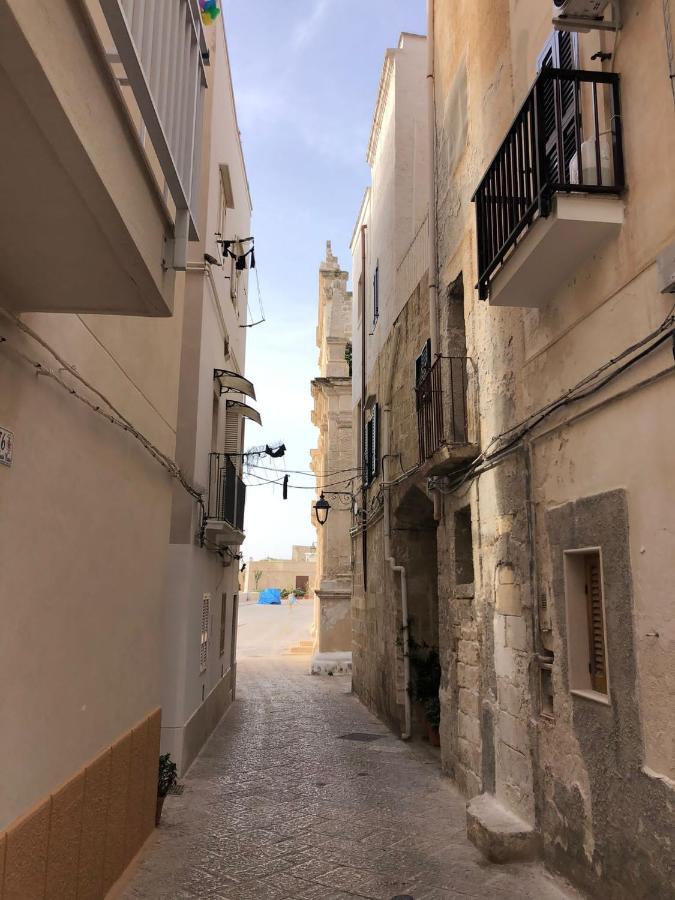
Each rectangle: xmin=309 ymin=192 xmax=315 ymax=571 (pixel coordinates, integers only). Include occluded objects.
xmin=347 ymin=6 xmax=675 ymax=899
xmin=310 ymin=243 xmax=353 ymax=674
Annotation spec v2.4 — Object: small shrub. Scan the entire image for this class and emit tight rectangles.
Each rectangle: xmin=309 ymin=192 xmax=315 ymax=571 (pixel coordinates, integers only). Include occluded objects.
xmin=157 ymin=753 xmax=177 ymax=798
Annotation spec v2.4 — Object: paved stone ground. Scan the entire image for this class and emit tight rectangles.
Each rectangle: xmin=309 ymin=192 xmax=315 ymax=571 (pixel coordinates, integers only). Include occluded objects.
xmin=120 ymin=659 xmax=580 ymax=900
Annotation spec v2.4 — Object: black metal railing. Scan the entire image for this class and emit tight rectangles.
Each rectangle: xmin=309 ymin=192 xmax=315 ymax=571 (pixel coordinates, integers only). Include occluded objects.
xmin=472 ymin=68 xmax=624 ymax=299
xmin=416 ymin=356 xmax=470 ymax=462
xmin=208 ymin=453 xmax=246 ymax=531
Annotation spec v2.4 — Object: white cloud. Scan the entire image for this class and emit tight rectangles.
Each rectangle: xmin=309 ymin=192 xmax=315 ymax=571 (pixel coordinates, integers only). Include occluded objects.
xmin=290 ymin=0 xmax=332 ymax=50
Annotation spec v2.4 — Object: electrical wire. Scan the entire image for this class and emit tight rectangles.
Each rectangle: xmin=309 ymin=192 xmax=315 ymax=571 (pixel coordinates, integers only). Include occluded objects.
xmin=438 ymin=312 xmax=675 ymax=497
xmin=245 ymin=470 xmax=356 ymax=491
xmin=245 ymin=461 xmax=363 ymax=479
xmin=0 ymin=311 xmax=210 ymax=545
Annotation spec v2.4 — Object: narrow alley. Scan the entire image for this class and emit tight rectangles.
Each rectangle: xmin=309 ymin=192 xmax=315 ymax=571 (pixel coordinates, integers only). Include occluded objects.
xmin=118 ymin=604 xmax=578 ymax=900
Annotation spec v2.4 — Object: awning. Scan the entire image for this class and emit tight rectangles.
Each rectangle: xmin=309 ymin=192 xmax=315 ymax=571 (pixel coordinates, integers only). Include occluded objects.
xmin=214 ymin=369 xmax=256 ymax=400
xmin=226 ymin=400 xmax=262 ymax=426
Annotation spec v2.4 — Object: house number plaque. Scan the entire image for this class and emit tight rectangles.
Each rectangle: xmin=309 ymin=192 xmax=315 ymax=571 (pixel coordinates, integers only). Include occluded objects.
xmin=0 ymin=426 xmax=14 ymax=467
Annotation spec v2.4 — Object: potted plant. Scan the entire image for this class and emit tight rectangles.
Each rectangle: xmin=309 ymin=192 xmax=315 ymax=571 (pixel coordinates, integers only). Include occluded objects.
xmin=424 ymin=696 xmax=441 ymax=746
xmin=408 ymin=636 xmax=442 ymax=746
xmin=156 ymin=753 xmax=177 ymax=826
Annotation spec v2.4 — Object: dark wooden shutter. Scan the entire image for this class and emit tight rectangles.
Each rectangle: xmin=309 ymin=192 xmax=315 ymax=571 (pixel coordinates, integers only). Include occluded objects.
xmin=219 ymin=593 xmax=227 ymax=656
xmin=364 ymin=403 xmax=379 ymax=483
xmin=373 ymin=264 xmax=379 ymax=322
xmin=585 ymin=553 xmax=607 ymax=693
xmin=537 ymin=31 xmax=580 ymax=186
xmin=371 ymin=403 xmax=379 ymax=480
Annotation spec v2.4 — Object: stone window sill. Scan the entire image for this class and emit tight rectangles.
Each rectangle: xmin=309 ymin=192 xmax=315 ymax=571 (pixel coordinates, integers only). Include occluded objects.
xmin=570 ymin=688 xmax=611 ymax=706
xmin=454 ymin=583 xmax=475 ymax=600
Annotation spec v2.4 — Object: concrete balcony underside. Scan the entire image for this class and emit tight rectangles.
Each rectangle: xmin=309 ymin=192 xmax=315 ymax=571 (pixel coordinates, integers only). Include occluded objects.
xmin=0 ymin=1 xmax=175 ymax=317
xmin=489 ymin=194 xmax=624 ymax=309
xmin=419 ymin=442 xmax=480 ymax=480
xmin=204 ymin=519 xmax=245 ymax=547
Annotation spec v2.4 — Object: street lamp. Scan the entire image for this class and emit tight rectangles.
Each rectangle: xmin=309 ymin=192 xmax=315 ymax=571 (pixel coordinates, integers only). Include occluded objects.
xmin=313 ymin=492 xmax=331 ymax=526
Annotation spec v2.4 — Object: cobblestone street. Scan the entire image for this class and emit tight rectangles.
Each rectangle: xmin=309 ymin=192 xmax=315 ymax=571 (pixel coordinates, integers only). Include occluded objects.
xmin=119 ymin=654 xmax=579 ymax=900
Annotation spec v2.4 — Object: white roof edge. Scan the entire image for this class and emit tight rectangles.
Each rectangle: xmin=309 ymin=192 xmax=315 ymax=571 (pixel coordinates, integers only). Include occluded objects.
xmin=349 ymin=187 xmax=371 ymax=251
xmin=219 ymin=16 xmax=253 ymax=212
xmin=366 ymin=49 xmax=396 ymax=167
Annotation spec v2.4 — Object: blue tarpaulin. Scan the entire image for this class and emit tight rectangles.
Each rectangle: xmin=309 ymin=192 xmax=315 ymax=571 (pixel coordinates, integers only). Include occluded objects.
xmin=258 ymin=588 xmax=282 ymax=605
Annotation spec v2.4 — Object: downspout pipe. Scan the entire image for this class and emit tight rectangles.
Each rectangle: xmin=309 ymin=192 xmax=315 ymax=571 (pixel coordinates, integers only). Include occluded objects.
xmin=427 ymin=0 xmax=439 ymax=360
xmin=383 ymin=323 xmax=412 ymax=740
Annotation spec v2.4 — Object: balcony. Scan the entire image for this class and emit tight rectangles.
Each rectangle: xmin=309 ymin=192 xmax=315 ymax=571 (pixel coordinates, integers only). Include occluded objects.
xmin=0 ymin=0 xmax=205 ymax=316
xmin=205 ymin=454 xmax=246 ymax=546
xmin=472 ymin=68 xmax=625 ymax=308
xmin=416 ymin=356 xmax=479 ymax=472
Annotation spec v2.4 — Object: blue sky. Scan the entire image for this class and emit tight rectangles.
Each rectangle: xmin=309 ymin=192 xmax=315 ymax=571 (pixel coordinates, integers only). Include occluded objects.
xmin=225 ymin=0 xmax=427 ymax=561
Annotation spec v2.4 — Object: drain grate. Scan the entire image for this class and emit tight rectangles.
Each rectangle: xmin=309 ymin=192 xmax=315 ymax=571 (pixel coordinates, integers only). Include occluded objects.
xmin=167 ymin=783 xmax=184 ymax=795
xmin=337 ymin=732 xmax=383 ymax=743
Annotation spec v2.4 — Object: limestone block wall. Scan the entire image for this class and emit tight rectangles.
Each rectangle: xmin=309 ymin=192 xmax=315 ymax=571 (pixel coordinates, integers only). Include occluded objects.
xmin=0 ymin=708 xmax=160 ymax=899
xmin=433 ymin=0 xmax=675 ymax=895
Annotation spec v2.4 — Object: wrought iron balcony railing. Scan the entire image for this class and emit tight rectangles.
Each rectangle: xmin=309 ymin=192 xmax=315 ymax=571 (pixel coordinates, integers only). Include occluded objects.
xmin=208 ymin=453 xmax=246 ymax=532
xmin=416 ymin=356 xmax=475 ymax=463
xmin=472 ymin=68 xmax=624 ymax=300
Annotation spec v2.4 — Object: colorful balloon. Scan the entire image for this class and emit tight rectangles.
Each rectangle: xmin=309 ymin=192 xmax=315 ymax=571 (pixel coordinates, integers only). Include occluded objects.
xmin=199 ymin=0 xmax=221 ymax=24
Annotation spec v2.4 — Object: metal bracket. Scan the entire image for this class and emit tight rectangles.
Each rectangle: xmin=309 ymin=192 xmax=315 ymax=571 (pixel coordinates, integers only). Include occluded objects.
xmin=554 ymin=0 xmax=621 ymax=33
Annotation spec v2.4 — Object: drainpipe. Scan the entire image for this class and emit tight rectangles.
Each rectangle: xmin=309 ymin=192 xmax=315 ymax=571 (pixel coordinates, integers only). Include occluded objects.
xmin=360 ymin=224 xmax=368 ymax=588
xmin=383 ymin=323 xmax=412 ymax=740
xmin=427 ymin=0 xmax=439 ymax=360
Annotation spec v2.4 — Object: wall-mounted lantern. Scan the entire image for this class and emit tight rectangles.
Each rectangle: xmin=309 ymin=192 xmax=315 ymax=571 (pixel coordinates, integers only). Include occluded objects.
xmin=314 ymin=492 xmax=331 ymax=526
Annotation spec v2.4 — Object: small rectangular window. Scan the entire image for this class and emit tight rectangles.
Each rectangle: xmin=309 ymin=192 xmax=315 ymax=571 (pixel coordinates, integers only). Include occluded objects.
xmin=200 ymin=593 xmax=210 ymax=673
xmin=564 ymin=549 xmax=609 ymax=699
xmin=219 ymin=593 xmax=227 ymax=657
xmin=415 ymin=338 xmax=432 ymax=388
xmin=454 ymin=506 xmax=474 ymax=586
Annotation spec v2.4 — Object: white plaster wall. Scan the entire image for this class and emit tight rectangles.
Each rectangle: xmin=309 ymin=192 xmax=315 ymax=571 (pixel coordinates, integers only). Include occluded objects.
xmin=351 ymin=34 xmax=428 ymax=403
xmin=161 ymin=15 xmax=252 ymax=762
xmin=0 ymin=302 xmax=182 ymax=830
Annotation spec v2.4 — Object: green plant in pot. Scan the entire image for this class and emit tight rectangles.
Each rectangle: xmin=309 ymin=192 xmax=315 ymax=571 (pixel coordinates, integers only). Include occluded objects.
xmin=156 ymin=753 xmax=177 ymax=825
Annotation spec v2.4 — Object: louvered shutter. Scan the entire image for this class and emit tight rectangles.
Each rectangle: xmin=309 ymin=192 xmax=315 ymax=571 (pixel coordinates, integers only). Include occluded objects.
xmin=200 ymin=593 xmax=210 ymax=673
xmin=537 ymin=31 xmax=579 ymax=186
xmin=585 ymin=554 xmax=607 ymax=693
xmin=224 ymin=410 xmax=240 ymax=455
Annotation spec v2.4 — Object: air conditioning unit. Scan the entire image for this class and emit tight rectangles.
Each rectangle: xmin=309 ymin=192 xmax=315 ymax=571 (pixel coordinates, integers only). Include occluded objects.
xmin=553 ymin=0 xmax=620 ymax=32
xmin=553 ymin=0 xmax=610 ymax=16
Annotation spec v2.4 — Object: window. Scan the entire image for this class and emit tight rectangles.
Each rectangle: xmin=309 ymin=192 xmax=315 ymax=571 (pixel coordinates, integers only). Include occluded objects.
xmin=372 ymin=262 xmax=379 ymax=324
xmin=564 ymin=549 xmax=609 ymax=699
xmin=211 ymin=394 xmax=220 ymax=452
xmin=415 ymin=338 xmax=432 ymax=388
xmin=364 ymin=403 xmax=379 ymax=484
xmin=454 ymin=506 xmax=474 ymax=586
xmin=200 ymin=593 xmax=210 ymax=673
xmin=230 ymin=595 xmax=238 ymax=666
xmin=219 ymin=593 xmax=227 ymax=657
xmin=295 ymin=575 xmax=309 ymax=593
